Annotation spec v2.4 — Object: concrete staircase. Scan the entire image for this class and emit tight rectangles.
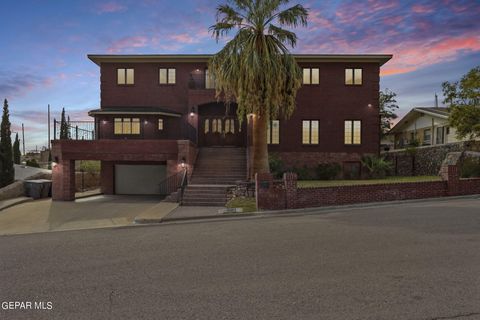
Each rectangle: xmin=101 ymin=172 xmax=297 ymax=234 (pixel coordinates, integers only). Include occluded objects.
xmin=182 ymin=147 xmax=246 ymax=206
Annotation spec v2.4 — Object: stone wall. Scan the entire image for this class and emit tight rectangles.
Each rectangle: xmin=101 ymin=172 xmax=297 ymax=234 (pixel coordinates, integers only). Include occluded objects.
xmin=226 ymin=181 xmax=256 ymax=202
xmin=383 ymin=141 xmax=480 ymax=176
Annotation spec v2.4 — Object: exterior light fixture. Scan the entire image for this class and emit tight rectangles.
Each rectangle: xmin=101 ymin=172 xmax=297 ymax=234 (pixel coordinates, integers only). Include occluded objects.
xmin=144 ymin=120 xmax=148 ymax=125
xmin=190 ymin=106 xmax=195 ymax=117
xmin=180 ymin=157 xmax=186 ymax=168
xmin=102 ymin=120 xmax=107 ymax=124
xmin=367 ymin=104 xmax=373 ymax=108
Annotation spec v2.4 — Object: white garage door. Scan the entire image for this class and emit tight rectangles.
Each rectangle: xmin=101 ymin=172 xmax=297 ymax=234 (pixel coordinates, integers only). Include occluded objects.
xmin=115 ymin=165 xmax=166 ymax=195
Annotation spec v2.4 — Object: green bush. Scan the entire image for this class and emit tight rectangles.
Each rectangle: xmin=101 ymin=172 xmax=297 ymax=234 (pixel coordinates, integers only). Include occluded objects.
xmin=291 ymin=165 xmax=315 ymax=180
xmin=269 ymin=153 xmax=284 ymax=179
xmin=316 ymin=163 xmax=341 ymax=180
xmin=79 ymin=160 xmax=101 ymax=173
xmin=361 ymin=155 xmax=392 ymax=179
xmin=461 ymin=157 xmax=480 ymax=178
xmin=25 ymin=159 xmax=40 ymax=168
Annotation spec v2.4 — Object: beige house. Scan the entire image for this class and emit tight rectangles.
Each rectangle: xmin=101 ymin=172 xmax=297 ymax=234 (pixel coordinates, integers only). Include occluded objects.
xmin=389 ymin=107 xmax=462 ymax=149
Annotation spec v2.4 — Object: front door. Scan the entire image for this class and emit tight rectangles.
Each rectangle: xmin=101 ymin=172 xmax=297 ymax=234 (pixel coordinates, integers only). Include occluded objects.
xmin=200 ymin=116 xmax=244 ymax=146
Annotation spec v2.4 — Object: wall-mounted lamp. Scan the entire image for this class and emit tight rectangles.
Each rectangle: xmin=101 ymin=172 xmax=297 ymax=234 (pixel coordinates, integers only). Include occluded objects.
xmin=367 ymin=104 xmax=373 ymax=108
xmin=190 ymin=106 xmax=196 ymax=117
xmin=248 ymin=113 xmax=255 ymax=118
xmin=180 ymin=157 xmax=186 ymax=168
xmin=102 ymin=120 xmax=107 ymax=125
xmin=144 ymin=119 xmax=148 ymax=125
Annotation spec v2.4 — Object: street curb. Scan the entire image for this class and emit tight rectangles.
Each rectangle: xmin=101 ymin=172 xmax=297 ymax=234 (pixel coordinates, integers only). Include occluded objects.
xmin=136 ymin=212 xmax=256 ymax=224
xmin=0 ymin=197 xmax=34 ymax=212
xmin=156 ymin=194 xmax=480 ymax=224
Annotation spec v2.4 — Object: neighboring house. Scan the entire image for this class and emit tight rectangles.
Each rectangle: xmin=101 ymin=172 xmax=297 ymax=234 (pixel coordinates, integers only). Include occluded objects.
xmin=388 ymin=107 xmax=463 ymax=149
xmin=51 ymin=54 xmax=392 ymax=202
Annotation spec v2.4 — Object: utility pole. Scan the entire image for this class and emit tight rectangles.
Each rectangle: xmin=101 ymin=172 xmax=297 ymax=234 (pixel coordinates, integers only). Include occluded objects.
xmin=22 ymin=123 xmax=25 ymax=155
xmin=47 ymin=104 xmax=51 ymax=150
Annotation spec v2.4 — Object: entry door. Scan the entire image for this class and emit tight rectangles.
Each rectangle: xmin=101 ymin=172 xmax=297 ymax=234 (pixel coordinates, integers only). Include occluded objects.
xmin=201 ymin=117 xmax=244 ymax=146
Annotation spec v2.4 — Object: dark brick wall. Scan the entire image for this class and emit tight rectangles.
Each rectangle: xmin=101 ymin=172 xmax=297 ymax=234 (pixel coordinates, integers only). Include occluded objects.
xmin=256 ymin=166 xmax=480 ymax=210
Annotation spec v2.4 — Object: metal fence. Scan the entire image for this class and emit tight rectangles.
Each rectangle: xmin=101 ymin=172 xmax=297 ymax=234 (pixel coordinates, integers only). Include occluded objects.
xmin=53 ymin=119 xmax=95 ymax=140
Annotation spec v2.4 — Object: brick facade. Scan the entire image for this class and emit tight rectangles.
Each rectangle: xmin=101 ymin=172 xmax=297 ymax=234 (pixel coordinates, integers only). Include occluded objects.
xmin=256 ymin=165 xmax=480 ymax=210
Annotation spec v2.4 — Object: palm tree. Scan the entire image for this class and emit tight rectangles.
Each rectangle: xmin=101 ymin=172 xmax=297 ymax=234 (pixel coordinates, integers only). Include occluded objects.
xmin=209 ymin=0 xmax=308 ymax=179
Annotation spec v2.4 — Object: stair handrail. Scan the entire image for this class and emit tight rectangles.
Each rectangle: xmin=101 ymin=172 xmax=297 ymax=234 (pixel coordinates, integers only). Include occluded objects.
xmin=158 ymin=169 xmax=187 ymax=197
xmin=178 ymin=168 xmax=188 ymax=205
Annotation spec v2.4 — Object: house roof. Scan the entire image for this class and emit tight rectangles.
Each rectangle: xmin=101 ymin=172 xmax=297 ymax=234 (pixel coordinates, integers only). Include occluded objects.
xmin=389 ymin=107 xmax=449 ymax=134
xmin=87 ymin=54 xmax=392 ymax=66
xmin=88 ymin=107 xmax=182 ymax=117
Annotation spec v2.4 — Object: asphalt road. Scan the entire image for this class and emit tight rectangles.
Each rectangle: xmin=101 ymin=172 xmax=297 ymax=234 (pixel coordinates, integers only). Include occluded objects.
xmin=1 ymin=197 xmax=480 ymax=320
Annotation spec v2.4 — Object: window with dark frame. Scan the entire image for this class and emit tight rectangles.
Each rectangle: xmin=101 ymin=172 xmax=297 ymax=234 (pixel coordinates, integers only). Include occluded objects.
xmin=302 ymin=120 xmax=319 ymax=144
xmin=344 ymin=120 xmax=361 ymax=145
xmin=114 ymin=118 xmax=140 ymax=135
xmin=302 ymin=68 xmax=320 ymax=85
xmin=345 ymin=68 xmax=362 ymax=85
xmin=159 ymin=68 xmax=176 ymax=84
xmin=205 ymin=69 xmax=215 ymax=89
xmin=267 ymin=120 xmax=280 ymax=144
xmin=158 ymin=118 xmax=164 ymax=131
xmin=117 ymin=68 xmax=134 ymax=85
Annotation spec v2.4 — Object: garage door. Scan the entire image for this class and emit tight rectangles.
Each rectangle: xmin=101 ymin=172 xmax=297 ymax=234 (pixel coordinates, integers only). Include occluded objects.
xmin=115 ymin=165 xmax=166 ymax=195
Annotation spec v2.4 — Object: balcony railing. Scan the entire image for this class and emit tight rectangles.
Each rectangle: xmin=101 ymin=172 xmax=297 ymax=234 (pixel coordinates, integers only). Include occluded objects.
xmin=53 ymin=119 xmax=95 ymax=140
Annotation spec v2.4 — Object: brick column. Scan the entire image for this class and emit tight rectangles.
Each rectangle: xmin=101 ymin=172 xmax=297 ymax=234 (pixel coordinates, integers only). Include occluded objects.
xmin=100 ymin=161 xmax=114 ymax=195
xmin=447 ymin=165 xmax=460 ymax=196
xmin=255 ymin=172 xmax=273 ymax=210
xmin=284 ymin=172 xmax=298 ymax=209
xmin=177 ymin=140 xmax=197 ymax=179
xmin=52 ymin=159 xmax=75 ymax=201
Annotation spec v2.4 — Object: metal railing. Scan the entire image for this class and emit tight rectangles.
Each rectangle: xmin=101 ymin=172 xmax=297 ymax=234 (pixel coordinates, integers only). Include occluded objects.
xmin=159 ymin=169 xmax=188 ymax=201
xmin=53 ymin=119 xmax=95 ymax=140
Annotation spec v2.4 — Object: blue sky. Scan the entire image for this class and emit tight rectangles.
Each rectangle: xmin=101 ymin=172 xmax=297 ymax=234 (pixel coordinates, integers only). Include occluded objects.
xmin=0 ymin=0 xmax=479 ymax=150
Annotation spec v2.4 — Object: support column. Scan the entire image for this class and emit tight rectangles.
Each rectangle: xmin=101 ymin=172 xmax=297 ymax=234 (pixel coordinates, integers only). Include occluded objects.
xmin=284 ymin=172 xmax=298 ymax=209
xmin=52 ymin=159 xmax=75 ymax=201
xmin=447 ymin=165 xmax=460 ymax=196
xmin=100 ymin=161 xmax=114 ymax=195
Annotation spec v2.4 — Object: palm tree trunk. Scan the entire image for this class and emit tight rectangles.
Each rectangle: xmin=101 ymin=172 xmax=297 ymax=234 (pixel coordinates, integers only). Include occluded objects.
xmin=251 ymin=115 xmax=270 ymax=179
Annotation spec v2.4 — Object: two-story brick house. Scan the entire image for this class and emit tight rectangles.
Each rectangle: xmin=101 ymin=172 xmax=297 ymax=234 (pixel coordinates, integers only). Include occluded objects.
xmin=51 ymin=54 xmax=391 ymax=203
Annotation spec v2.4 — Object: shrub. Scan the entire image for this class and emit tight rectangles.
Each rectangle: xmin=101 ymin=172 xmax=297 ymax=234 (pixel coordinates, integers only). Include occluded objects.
xmin=26 ymin=159 xmax=40 ymax=168
xmin=269 ymin=153 xmax=284 ymax=179
xmin=291 ymin=165 xmax=314 ymax=180
xmin=316 ymin=163 xmax=341 ymax=180
xmin=79 ymin=160 xmax=101 ymax=174
xmin=460 ymin=157 xmax=480 ymax=178
xmin=361 ymin=155 xmax=392 ymax=179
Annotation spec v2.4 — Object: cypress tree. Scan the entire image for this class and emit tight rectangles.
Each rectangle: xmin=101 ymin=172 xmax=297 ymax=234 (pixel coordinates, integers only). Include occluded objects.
xmin=0 ymin=99 xmax=14 ymax=187
xmin=13 ymin=133 xmax=21 ymax=164
xmin=60 ymin=108 xmax=69 ymax=139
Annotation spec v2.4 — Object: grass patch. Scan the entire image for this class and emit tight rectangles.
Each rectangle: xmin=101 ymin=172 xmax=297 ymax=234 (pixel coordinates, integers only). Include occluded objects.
xmin=226 ymin=197 xmax=257 ymax=213
xmin=298 ymin=176 xmax=441 ymax=188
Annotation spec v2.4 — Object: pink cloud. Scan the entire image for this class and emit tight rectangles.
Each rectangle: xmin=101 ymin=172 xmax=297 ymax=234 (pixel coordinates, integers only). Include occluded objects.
xmin=96 ymin=2 xmax=126 ymax=14
xmin=383 ymin=16 xmax=403 ymax=26
xmin=169 ymin=33 xmax=199 ymax=44
xmin=411 ymin=4 xmax=434 ymax=14
xmin=107 ymin=36 xmax=149 ymax=53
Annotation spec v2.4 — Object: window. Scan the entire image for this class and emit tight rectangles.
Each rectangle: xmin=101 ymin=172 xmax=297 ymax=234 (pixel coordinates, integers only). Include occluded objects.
xmin=345 ymin=68 xmax=362 ymax=85
xmin=158 ymin=118 xmax=164 ymax=131
xmin=423 ymin=129 xmax=431 ymax=145
xmin=159 ymin=68 xmax=176 ymax=84
xmin=114 ymin=118 xmax=140 ymax=135
xmin=302 ymin=68 xmax=320 ymax=85
xmin=205 ymin=69 xmax=215 ymax=89
xmin=117 ymin=68 xmax=134 ymax=85
xmin=344 ymin=120 xmax=361 ymax=145
xmin=302 ymin=120 xmax=319 ymax=144
xmin=212 ymin=118 xmax=222 ymax=133
xmin=267 ymin=120 xmax=280 ymax=144
xmin=225 ymin=119 xmax=235 ymax=133
xmin=204 ymin=119 xmax=210 ymax=133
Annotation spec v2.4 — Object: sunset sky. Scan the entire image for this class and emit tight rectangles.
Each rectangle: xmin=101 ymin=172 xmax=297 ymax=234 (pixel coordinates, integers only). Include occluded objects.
xmin=0 ymin=0 xmax=479 ymax=150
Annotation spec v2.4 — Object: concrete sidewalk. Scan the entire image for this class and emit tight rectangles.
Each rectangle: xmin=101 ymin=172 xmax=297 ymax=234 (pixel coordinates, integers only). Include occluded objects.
xmin=0 ymin=195 xmax=177 ymax=236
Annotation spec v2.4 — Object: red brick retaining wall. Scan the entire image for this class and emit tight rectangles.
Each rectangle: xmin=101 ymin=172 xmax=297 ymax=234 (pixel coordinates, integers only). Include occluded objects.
xmin=256 ymin=165 xmax=480 ymax=210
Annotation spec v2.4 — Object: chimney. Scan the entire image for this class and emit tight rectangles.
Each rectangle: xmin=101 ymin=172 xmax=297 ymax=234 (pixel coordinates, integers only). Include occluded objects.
xmin=435 ymin=93 xmax=439 ymax=108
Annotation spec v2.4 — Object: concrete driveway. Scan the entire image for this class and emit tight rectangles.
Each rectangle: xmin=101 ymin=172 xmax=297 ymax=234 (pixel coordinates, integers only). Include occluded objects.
xmin=0 ymin=195 xmax=177 ymax=235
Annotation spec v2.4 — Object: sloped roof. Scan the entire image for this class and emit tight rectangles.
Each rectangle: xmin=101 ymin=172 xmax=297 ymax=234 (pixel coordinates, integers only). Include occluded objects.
xmin=88 ymin=106 xmax=182 ymax=117
xmin=389 ymin=107 xmax=449 ymax=134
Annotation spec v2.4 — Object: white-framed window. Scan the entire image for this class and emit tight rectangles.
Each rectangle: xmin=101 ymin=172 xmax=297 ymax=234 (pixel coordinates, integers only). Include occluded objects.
xmin=205 ymin=69 xmax=215 ymax=89
xmin=344 ymin=120 xmax=361 ymax=145
xmin=114 ymin=118 xmax=140 ymax=135
xmin=158 ymin=118 xmax=164 ymax=131
xmin=345 ymin=68 xmax=362 ymax=85
xmin=267 ymin=120 xmax=280 ymax=144
xmin=423 ymin=128 xmax=431 ymax=145
xmin=302 ymin=68 xmax=320 ymax=85
xmin=225 ymin=119 xmax=235 ymax=133
xmin=117 ymin=68 xmax=134 ymax=85
xmin=159 ymin=68 xmax=176 ymax=84
xmin=302 ymin=120 xmax=319 ymax=144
